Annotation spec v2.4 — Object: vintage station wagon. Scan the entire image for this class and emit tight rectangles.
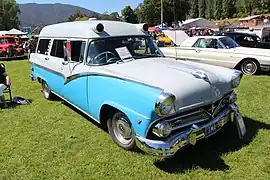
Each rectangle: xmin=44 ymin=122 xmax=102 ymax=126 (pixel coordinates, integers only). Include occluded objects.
xmin=29 ymin=20 xmax=246 ymax=157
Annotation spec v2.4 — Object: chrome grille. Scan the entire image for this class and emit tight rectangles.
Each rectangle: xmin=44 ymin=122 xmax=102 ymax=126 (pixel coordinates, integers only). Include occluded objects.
xmin=148 ymin=92 xmax=232 ymax=138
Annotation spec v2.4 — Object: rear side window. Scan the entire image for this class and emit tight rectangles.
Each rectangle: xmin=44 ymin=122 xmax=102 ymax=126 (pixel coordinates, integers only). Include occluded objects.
xmin=50 ymin=40 xmax=65 ymax=58
xmin=37 ymin=39 xmax=50 ymax=54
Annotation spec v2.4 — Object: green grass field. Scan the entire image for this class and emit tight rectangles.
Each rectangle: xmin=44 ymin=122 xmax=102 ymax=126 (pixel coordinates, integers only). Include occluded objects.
xmin=0 ymin=60 xmax=269 ymax=180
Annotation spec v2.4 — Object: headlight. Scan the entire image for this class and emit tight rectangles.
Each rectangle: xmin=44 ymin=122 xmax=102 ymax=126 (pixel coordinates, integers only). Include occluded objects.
xmin=155 ymin=92 xmax=176 ymax=116
xmin=152 ymin=121 xmax=172 ymax=137
xmin=231 ymin=71 xmax=243 ymax=88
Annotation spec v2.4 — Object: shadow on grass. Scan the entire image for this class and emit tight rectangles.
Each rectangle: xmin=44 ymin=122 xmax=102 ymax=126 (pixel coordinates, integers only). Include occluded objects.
xmin=56 ymin=100 xmax=270 ymax=169
xmin=0 ymin=99 xmax=33 ymax=109
xmin=154 ymin=117 xmax=270 ymax=173
xmin=0 ymin=55 xmax=28 ymax=61
xmin=60 ymin=100 xmax=108 ymax=132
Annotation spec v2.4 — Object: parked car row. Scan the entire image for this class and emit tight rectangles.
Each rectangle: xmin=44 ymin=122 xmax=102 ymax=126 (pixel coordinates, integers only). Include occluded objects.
xmin=0 ymin=36 xmax=25 ymax=58
xmin=160 ymin=31 xmax=270 ymax=75
xmin=29 ymin=20 xmax=247 ymax=158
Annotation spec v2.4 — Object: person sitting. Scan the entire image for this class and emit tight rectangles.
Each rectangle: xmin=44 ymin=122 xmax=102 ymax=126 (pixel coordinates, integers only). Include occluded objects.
xmin=0 ymin=64 xmax=11 ymax=108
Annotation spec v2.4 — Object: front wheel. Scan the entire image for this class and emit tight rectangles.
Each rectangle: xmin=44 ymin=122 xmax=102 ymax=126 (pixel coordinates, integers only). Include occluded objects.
xmin=107 ymin=111 xmax=136 ymax=151
xmin=42 ymin=81 xmax=53 ymax=100
xmin=241 ymin=60 xmax=260 ymax=75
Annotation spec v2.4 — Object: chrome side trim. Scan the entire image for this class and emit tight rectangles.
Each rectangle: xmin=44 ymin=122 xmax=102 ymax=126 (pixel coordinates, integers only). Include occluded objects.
xmin=135 ymin=103 xmax=239 ymax=157
xmin=30 ymin=62 xmax=65 ymax=79
xmin=64 ymin=72 xmax=163 ymax=91
xmin=261 ymin=64 xmax=270 ymax=71
xmin=30 ymin=62 xmax=163 ymax=91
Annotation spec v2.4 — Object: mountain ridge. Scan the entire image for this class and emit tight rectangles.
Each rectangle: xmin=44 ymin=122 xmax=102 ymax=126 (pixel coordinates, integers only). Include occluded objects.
xmin=18 ymin=3 xmax=99 ymax=27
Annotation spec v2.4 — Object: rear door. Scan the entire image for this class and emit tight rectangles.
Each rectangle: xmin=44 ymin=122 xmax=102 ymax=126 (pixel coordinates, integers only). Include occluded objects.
xmin=45 ymin=38 xmax=67 ymax=96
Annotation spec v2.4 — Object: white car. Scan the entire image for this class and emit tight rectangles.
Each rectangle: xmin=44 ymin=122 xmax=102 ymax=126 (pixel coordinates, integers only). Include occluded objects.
xmin=160 ymin=35 xmax=270 ymax=75
xmin=29 ymin=21 xmax=246 ymax=157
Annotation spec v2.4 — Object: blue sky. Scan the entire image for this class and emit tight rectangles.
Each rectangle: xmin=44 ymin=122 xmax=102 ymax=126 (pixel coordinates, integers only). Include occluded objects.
xmin=17 ymin=0 xmax=143 ymax=14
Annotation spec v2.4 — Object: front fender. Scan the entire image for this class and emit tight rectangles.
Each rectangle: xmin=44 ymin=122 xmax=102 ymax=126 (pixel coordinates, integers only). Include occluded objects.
xmin=100 ymin=100 xmax=154 ymax=137
xmin=87 ymin=75 xmax=163 ymax=137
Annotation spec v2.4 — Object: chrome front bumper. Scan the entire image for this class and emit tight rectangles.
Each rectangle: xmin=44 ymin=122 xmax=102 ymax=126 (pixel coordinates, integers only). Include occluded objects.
xmin=135 ymin=104 xmax=242 ymax=157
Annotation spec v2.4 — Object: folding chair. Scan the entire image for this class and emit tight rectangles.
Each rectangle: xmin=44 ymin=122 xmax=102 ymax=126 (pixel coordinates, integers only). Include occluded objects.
xmin=0 ymin=63 xmax=13 ymax=105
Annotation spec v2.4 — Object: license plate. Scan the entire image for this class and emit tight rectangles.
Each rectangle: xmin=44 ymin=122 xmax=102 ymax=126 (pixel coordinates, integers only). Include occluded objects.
xmin=205 ymin=117 xmax=228 ymax=136
xmin=235 ymin=112 xmax=246 ymax=139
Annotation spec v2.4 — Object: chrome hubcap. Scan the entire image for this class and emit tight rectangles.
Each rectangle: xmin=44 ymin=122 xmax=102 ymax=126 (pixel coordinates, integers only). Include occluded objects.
xmin=43 ymin=83 xmax=50 ymax=98
xmin=112 ymin=113 xmax=133 ymax=145
xmin=242 ymin=61 xmax=257 ymax=75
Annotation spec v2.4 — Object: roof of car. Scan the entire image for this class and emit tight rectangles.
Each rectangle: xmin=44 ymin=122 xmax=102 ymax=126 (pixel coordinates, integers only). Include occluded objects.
xmin=0 ymin=35 xmax=15 ymax=38
xmin=39 ymin=20 xmax=149 ymax=39
xmin=180 ymin=36 xmax=226 ymax=47
xmin=219 ymin=32 xmax=258 ymax=37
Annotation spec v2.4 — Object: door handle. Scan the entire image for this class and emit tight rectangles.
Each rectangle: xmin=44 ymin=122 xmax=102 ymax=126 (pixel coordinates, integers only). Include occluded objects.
xmin=195 ymin=49 xmax=201 ymax=53
xmin=62 ymin=61 xmax=68 ymax=65
xmin=45 ymin=57 xmax=49 ymax=60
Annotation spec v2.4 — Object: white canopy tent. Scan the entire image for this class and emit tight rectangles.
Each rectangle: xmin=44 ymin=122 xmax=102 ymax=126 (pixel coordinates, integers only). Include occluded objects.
xmin=180 ymin=18 xmax=217 ymax=29
xmin=6 ymin=28 xmax=26 ymax=35
xmin=0 ymin=31 xmax=8 ymax=36
xmin=162 ymin=30 xmax=189 ymax=46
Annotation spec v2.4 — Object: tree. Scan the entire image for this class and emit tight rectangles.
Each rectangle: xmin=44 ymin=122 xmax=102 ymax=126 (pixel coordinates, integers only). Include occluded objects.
xmin=199 ymin=0 xmax=206 ymax=18
xmin=214 ymin=0 xmax=223 ymax=20
xmin=67 ymin=10 xmax=87 ymax=22
xmin=121 ymin=5 xmax=138 ymax=23
xmin=190 ymin=0 xmax=199 ymax=18
xmin=244 ymin=0 xmax=260 ymax=16
xmin=260 ymin=0 xmax=270 ymax=13
xmin=0 ymin=0 xmax=21 ymax=30
xmin=222 ymin=0 xmax=236 ymax=18
xmin=207 ymin=0 xmax=214 ymax=20
xmin=136 ymin=0 xmax=190 ymax=26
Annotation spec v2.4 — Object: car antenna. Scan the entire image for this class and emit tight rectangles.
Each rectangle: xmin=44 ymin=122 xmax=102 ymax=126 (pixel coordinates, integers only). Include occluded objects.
xmin=173 ymin=0 xmax=178 ymax=61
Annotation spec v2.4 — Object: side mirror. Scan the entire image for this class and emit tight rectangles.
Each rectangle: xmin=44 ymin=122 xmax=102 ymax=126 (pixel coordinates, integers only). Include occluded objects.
xmin=64 ymin=56 xmax=68 ymax=61
xmin=64 ymin=41 xmax=72 ymax=62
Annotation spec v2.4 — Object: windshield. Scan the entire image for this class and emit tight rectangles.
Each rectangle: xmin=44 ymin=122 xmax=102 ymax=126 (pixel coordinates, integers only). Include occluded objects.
xmin=87 ymin=36 xmax=163 ymax=65
xmin=0 ymin=38 xmax=15 ymax=44
xmin=219 ymin=37 xmax=239 ymax=48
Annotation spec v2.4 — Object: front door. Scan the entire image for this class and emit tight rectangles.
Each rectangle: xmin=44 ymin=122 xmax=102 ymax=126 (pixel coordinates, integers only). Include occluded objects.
xmin=60 ymin=40 xmax=90 ymax=113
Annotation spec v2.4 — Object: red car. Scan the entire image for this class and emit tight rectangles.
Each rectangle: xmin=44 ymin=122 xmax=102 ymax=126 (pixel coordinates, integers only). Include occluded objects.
xmin=0 ymin=36 xmax=24 ymax=58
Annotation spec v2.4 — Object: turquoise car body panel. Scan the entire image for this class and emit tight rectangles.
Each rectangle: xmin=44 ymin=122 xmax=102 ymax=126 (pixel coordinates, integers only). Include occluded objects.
xmin=31 ymin=64 xmax=162 ymax=137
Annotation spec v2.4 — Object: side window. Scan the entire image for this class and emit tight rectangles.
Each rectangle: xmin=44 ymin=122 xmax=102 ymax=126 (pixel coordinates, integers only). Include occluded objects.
xmin=37 ymin=39 xmax=50 ymax=54
xmin=133 ymin=38 xmax=151 ymax=55
xmin=193 ymin=39 xmax=203 ymax=48
xmin=50 ymin=40 xmax=65 ymax=58
xmin=193 ymin=38 xmax=218 ymax=48
xmin=236 ymin=36 xmax=254 ymax=42
xmin=70 ymin=41 xmax=86 ymax=62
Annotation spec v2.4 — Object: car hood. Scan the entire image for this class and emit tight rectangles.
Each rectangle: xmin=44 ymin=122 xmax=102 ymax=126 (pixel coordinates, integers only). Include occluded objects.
xmin=100 ymin=58 xmax=236 ymax=111
xmin=234 ymin=46 xmax=270 ymax=56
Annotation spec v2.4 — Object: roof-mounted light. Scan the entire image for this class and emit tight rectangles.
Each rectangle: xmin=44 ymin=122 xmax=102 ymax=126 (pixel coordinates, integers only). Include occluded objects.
xmin=142 ymin=23 xmax=149 ymax=32
xmin=94 ymin=23 xmax=104 ymax=33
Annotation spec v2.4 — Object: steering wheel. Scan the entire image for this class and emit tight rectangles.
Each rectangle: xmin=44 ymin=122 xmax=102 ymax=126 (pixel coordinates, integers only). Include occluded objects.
xmin=93 ymin=51 xmax=116 ymax=63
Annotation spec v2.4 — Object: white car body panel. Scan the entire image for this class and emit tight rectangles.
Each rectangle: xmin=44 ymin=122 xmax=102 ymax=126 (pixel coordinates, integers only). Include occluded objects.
xmin=160 ymin=36 xmax=270 ymax=70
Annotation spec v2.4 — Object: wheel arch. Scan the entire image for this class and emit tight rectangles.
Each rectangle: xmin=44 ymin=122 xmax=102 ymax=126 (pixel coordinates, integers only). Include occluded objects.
xmin=234 ymin=57 xmax=260 ymax=70
xmin=99 ymin=101 xmax=152 ymax=137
